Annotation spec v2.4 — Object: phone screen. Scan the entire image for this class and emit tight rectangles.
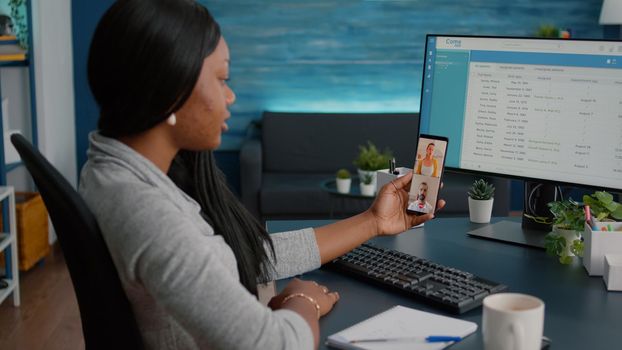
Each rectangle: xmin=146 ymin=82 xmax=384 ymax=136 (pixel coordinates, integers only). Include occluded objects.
xmin=407 ymin=134 xmax=448 ymax=215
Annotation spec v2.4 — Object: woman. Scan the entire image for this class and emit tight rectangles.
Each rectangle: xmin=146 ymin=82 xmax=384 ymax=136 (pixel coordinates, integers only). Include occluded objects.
xmin=416 ymin=142 xmax=439 ymax=177
xmin=79 ymin=1 xmax=444 ymax=349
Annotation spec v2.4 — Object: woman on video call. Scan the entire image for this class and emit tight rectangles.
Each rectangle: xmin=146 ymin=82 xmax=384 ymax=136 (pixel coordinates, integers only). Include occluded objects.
xmin=416 ymin=142 xmax=439 ymax=177
xmin=79 ymin=1 xmax=445 ymax=349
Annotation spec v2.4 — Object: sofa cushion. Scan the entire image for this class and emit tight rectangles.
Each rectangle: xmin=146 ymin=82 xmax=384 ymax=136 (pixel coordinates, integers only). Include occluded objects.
xmin=262 ymin=112 xmax=419 ymax=173
xmin=260 ymin=173 xmax=371 ymax=216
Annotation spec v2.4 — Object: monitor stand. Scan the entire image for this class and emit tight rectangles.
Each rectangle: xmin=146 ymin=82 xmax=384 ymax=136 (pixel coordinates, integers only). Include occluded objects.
xmin=467 ymin=181 xmax=557 ymax=249
xmin=467 ymin=220 xmax=547 ymax=248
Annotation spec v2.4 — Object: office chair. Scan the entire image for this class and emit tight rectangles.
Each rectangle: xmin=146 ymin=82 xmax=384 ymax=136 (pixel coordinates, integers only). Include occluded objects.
xmin=10 ymin=134 xmax=144 ymax=349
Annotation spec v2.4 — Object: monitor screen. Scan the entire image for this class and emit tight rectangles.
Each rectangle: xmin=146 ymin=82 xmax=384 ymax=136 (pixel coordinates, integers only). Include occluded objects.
xmin=419 ymin=35 xmax=622 ymax=192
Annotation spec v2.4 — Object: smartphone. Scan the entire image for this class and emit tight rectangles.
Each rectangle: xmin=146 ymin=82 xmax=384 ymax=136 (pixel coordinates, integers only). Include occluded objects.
xmin=407 ymin=134 xmax=448 ymax=215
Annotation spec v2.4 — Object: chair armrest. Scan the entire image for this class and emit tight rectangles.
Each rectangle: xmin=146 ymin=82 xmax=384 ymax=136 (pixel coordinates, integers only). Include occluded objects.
xmin=240 ymin=138 xmax=263 ymax=218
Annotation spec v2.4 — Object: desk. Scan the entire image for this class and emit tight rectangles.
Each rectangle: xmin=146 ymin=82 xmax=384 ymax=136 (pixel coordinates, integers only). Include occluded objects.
xmin=267 ymin=217 xmax=622 ymax=350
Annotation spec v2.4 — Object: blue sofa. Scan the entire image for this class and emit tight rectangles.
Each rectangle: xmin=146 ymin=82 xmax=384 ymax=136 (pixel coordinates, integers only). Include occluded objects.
xmin=240 ymin=112 xmax=510 ymax=220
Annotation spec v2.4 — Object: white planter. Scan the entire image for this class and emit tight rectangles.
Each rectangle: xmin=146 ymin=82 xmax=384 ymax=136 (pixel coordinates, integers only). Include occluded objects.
xmin=552 ymin=226 xmax=581 ymax=257
xmin=357 ymin=169 xmax=377 ymax=192
xmin=360 ymin=182 xmax=375 ymax=196
xmin=468 ymin=197 xmax=494 ymax=223
xmin=583 ymin=221 xmax=622 ymax=276
xmin=335 ymin=178 xmax=351 ymax=194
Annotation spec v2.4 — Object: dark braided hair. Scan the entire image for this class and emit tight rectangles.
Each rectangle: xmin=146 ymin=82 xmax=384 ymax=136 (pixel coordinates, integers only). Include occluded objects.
xmin=168 ymin=151 xmax=275 ymax=294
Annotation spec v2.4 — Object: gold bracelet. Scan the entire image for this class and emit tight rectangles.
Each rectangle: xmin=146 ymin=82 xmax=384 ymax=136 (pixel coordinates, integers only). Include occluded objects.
xmin=282 ymin=293 xmax=321 ymax=320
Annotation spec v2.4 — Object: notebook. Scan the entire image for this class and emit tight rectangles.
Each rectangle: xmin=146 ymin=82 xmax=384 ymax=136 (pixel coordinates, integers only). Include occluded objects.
xmin=326 ymin=305 xmax=477 ymax=350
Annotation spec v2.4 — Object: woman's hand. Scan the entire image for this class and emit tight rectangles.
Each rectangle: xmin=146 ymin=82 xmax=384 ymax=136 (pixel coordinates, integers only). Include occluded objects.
xmin=368 ymin=171 xmax=445 ymax=236
xmin=268 ymin=278 xmax=340 ymax=318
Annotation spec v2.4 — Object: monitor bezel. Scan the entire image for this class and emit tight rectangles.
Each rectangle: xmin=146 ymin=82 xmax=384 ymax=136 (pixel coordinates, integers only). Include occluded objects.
xmin=419 ymin=34 xmax=622 ymax=194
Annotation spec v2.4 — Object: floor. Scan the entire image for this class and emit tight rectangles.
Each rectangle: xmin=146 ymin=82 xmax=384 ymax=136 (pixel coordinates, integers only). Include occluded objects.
xmin=0 ymin=245 xmax=83 ymax=349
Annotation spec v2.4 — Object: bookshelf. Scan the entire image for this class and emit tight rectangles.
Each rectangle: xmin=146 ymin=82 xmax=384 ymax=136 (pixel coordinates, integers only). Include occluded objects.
xmin=0 ymin=186 xmax=18 ymax=306
xmin=0 ymin=0 xmax=37 ymax=307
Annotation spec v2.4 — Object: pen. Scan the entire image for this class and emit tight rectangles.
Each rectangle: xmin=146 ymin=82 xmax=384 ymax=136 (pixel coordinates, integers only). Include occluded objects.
xmin=350 ymin=335 xmax=462 ymax=344
xmin=585 ymin=205 xmax=598 ymax=231
xmin=390 ymin=158 xmax=399 ymax=175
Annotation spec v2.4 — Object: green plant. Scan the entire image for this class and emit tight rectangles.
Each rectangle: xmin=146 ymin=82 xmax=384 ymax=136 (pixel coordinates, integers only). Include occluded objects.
xmin=353 ymin=141 xmax=393 ymax=171
xmin=544 ymin=198 xmax=585 ymax=265
xmin=547 ymin=198 xmax=585 ymax=231
xmin=336 ymin=168 xmax=351 ymax=179
xmin=544 ymin=233 xmax=583 ymax=265
xmin=535 ymin=24 xmax=560 ymax=38
xmin=467 ymin=179 xmax=495 ymax=200
xmin=361 ymin=173 xmax=373 ymax=185
xmin=583 ymin=191 xmax=622 ymax=221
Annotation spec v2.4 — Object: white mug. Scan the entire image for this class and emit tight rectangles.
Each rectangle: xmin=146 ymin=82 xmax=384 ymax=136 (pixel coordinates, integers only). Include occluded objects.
xmin=482 ymin=293 xmax=545 ymax=350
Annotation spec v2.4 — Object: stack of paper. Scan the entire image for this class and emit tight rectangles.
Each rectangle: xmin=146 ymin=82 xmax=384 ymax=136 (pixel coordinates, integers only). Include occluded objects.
xmin=326 ymin=305 xmax=477 ymax=350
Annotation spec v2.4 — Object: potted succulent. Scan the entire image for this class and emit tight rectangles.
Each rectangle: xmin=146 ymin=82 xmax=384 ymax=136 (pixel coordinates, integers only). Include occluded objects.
xmin=544 ymin=199 xmax=585 ymax=265
xmin=467 ymin=179 xmax=495 ymax=223
xmin=335 ymin=168 xmax=352 ymax=194
xmin=353 ymin=141 xmax=393 ymax=192
xmin=360 ymin=173 xmax=375 ymax=196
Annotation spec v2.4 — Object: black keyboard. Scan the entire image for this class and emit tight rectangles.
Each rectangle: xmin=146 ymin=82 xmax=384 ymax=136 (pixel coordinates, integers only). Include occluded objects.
xmin=325 ymin=243 xmax=507 ymax=314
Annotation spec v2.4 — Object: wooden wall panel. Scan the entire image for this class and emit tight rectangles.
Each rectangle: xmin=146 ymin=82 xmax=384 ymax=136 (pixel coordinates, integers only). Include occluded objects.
xmin=203 ymin=0 xmax=602 ymax=149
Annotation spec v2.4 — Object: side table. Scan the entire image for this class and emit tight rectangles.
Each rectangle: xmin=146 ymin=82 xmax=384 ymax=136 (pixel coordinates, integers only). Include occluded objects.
xmin=321 ymin=177 xmax=374 ymax=218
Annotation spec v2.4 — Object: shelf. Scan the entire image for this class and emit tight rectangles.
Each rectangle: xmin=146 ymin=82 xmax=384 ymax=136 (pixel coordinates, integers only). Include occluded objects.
xmin=5 ymin=161 xmax=22 ymax=172
xmin=0 ymin=233 xmax=11 ymax=252
xmin=0 ymin=278 xmax=16 ymax=306
xmin=0 ymin=59 xmax=28 ymax=67
xmin=0 ymin=186 xmax=13 ymax=201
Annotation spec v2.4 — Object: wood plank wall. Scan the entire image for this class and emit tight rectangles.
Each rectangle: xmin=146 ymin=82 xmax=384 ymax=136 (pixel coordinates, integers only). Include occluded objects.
xmin=204 ymin=0 xmax=602 ymax=150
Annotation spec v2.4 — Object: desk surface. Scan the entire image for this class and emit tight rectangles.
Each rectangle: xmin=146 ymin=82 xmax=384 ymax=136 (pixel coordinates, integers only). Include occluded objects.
xmin=267 ymin=217 xmax=622 ymax=350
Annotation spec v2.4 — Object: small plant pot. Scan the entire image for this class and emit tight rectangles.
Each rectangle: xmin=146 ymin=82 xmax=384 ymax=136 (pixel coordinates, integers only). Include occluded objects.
xmin=552 ymin=226 xmax=581 ymax=257
xmin=360 ymin=183 xmax=375 ymax=196
xmin=336 ymin=178 xmax=351 ymax=194
xmin=357 ymin=169 xmax=377 ymax=192
xmin=468 ymin=197 xmax=494 ymax=223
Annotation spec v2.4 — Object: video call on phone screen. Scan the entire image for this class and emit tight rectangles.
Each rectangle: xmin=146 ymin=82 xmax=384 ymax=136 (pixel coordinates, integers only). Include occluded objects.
xmin=408 ymin=137 xmax=448 ymax=214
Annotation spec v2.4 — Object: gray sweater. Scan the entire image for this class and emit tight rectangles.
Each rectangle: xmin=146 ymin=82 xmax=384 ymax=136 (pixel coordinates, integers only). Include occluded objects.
xmin=79 ymin=132 xmax=321 ymax=349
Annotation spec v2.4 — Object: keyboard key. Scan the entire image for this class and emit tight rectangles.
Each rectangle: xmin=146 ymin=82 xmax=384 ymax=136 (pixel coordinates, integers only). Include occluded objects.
xmin=325 ymin=244 xmax=507 ymax=314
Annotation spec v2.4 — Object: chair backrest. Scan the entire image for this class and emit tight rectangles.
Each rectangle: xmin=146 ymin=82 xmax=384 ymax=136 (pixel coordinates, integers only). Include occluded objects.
xmin=10 ymin=134 xmax=143 ymax=349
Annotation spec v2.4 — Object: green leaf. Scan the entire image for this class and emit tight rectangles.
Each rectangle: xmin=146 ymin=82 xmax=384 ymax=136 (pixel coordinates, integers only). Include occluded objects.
xmin=595 ymin=191 xmax=613 ymax=204
xmin=570 ymin=239 xmax=584 ymax=258
xmin=612 ymin=206 xmax=622 ymax=220
xmin=583 ymin=196 xmax=598 ymax=209
xmin=559 ymin=255 xmax=573 ymax=265
xmin=544 ymin=234 xmax=565 ymax=256
xmin=605 ymin=201 xmax=619 ymax=212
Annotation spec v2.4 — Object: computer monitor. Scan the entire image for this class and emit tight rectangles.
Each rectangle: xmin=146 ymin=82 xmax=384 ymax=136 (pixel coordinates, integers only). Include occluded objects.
xmin=419 ymin=35 xmax=622 ymax=245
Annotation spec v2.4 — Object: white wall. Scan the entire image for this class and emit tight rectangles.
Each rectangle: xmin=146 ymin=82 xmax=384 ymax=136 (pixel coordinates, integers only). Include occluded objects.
xmin=32 ymin=0 xmax=76 ymax=186
xmin=31 ymin=0 xmax=77 ymax=243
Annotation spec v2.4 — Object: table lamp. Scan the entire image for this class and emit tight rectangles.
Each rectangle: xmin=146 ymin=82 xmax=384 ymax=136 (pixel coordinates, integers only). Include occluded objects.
xmin=600 ymin=0 xmax=622 ymax=39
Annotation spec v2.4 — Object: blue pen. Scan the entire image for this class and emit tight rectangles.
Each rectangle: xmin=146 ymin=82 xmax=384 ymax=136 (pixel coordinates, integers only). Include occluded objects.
xmin=350 ymin=335 xmax=462 ymax=344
